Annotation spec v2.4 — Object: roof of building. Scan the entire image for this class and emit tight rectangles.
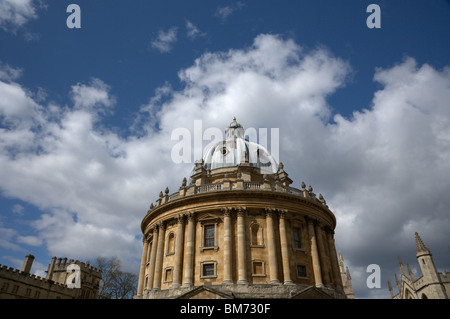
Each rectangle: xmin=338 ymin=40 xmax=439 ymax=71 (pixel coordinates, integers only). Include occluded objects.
xmin=199 ymin=118 xmax=279 ymax=174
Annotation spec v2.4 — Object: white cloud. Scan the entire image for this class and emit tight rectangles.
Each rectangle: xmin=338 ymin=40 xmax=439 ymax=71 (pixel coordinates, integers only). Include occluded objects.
xmin=0 ymin=0 xmax=38 ymax=30
xmin=215 ymin=2 xmax=245 ymax=22
xmin=185 ymin=20 xmax=204 ymax=39
xmin=71 ymin=78 xmax=116 ymax=112
xmin=16 ymin=235 xmax=42 ymax=246
xmin=0 ymin=61 xmax=23 ymax=81
xmin=0 ymin=34 xmax=449 ymax=293
xmin=150 ymin=27 xmax=178 ymax=53
xmin=0 ymin=224 xmax=22 ymax=251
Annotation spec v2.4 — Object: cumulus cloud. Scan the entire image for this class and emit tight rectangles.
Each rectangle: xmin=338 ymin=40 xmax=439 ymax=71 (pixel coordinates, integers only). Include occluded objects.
xmin=150 ymin=27 xmax=178 ymax=53
xmin=0 ymin=0 xmax=38 ymax=30
xmin=71 ymin=78 xmax=116 ymax=111
xmin=0 ymin=34 xmax=449 ymax=295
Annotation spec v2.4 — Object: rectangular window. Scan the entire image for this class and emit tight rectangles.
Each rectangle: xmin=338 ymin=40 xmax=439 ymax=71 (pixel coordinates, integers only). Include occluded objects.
xmin=165 ymin=268 xmax=173 ymax=282
xmin=204 ymin=225 xmax=215 ymax=247
xmin=203 ymin=263 xmax=215 ymax=277
xmin=12 ymin=285 xmax=19 ymax=294
xmin=297 ymin=265 xmax=307 ymax=278
xmin=1 ymin=282 xmax=9 ymax=292
xmin=252 ymin=261 xmax=264 ymax=275
xmin=293 ymin=227 xmax=302 ymax=248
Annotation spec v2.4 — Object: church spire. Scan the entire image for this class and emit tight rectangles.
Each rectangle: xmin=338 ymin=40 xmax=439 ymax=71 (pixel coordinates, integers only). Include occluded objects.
xmin=415 ymin=232 xmax=430 ymax=256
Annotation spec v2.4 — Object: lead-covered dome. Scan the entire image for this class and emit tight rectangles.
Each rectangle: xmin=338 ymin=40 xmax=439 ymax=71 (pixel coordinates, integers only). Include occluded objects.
xmin=201 ymin=118 xmax=278 ymax=174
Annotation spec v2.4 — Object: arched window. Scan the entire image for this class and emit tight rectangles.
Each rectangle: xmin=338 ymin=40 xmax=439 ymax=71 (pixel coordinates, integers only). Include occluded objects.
xmin=166 ymin=232 xmax=175 ymax=255
xmin=250 ymin=222 xmax=264 ymax=247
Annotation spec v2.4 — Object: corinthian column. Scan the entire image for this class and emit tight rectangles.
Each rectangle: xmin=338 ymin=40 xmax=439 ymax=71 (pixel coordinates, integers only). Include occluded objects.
xmin=306 ymin=217 xmax=324 ymax=287
xmin=265 ymin=208 xmax=280 ymax=284
xmin=146 ymin=226 xmax=158 ymax=290
xmin=237 ymin=207 xmax=248 ymax=284
xmin=137 ymin=237 xmax=149 ymax=295
xmin=315 ymin=221 xmax=331 ymax=286
xmin=326 ymin=228 xmax=344 ymax=292
xmin=153 ymin=221 xmax=166 ymax=290
xmin=172 ymin=215 xmax=185 ymax=288
xmin=182 ymin=212 xmax=195 ymax=287
xmin=279 ymin=210 xmax=293 ymax=285
xmin=222 ymin=208 xmax=233 ymax=284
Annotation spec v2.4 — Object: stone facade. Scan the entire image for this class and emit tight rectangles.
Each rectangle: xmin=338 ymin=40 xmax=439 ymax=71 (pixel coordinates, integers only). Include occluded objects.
xmin=135 ymin=119 xmax=351 ymax=299
xmin=0 ymin=254 xmax=102 ymax=299
xmin=388 ymin=232 xmax=449 ymax=299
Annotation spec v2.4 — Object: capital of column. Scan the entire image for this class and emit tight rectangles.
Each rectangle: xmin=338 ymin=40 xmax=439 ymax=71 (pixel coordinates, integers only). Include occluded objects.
xmin=176 ymin=214 xmax=185 ymax=225
xmin=237 ymin=206 xmax=247 ymax=217
xmin=264 ymin=208 xmax=275 ymax=218
xmin=278 ymin=209 xmax=288 ymax=219
xmin=157 ymin=220 xmax=166 ymax=231
xmin=221 ymin=207 xmax=231 ymax=217
xmin=186 ymin=211 xmax=195 ymax=222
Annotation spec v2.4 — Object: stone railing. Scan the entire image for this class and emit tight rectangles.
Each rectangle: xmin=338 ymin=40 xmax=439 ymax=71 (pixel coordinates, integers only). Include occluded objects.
xmin=148 ymin=179 xmax=329 ymax=213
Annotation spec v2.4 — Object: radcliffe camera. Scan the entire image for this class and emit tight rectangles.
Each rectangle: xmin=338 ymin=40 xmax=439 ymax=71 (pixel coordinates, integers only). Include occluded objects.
xmin=0 ymin=0 xmax=449 ymax=312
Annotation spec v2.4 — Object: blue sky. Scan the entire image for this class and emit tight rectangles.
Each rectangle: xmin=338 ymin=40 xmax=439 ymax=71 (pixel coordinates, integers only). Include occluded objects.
xmin=0 ymin=0 xmax=449 ymax=299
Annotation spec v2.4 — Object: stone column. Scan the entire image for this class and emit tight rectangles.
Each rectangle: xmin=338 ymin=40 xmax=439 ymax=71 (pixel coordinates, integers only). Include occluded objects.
xmin=237 ymin=207 xmax=248 ymax=284
xmin=153 ymin=221 xmax=166 ymax=290
xmin=182 ymin=212 xmax=195 ymax=287
xmin=137 ymin=238 xmax=149 ymax=295
xmin=326 ymin=228 xmax=344 ymax=292
xmin=279 ymin=210 xmax=294 ymax=285
xmin=146 ymin=226 xmax=158 ymax=290
xmin=265 ymin=208 xmax=280 ymax=284
xmin=315 ymin=221 xmax=331 ymax=286
xmin=222 ymin=208 xmax=233 ymax=284
xmin=306 ymin=217 xmax=324 ymax=287
xmin=172 ymin=215 xmax=185 ymax=288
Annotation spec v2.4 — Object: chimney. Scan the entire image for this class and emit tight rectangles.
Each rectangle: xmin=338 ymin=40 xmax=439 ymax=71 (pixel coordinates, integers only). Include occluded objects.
xmin=46 ymin=256 xmax=57 ymax=280
xmin=21 ymin=254 xmax=35 ymax=274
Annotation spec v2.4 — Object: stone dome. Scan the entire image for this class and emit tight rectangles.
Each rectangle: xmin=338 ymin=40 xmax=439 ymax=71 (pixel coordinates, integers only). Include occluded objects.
xmin=201 ymin=118 xmax=278 ymax=174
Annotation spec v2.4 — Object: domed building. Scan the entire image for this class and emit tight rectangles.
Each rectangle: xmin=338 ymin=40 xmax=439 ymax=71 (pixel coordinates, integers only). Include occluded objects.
xmin=136 ymin=119 xmax=348 ymax=299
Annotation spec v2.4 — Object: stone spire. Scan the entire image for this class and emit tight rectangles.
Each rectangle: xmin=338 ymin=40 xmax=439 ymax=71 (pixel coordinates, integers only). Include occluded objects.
xmin=406 ymin=263 xmax=415 ymax=287
xmin=415 ymin=232 xmax=430 ymax=256
xmin=387 ymin=280 xmax=394 ymax=298
xmin=345 ymin=266 xmax=351 ymax=282
xmin=398 ymin=256 xmax=406 ymax=277
xmin=395 ymin=273 xmax=401 ymax=293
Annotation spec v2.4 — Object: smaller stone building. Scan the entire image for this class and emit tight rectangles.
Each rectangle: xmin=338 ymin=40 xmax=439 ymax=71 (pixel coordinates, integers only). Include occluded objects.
xmin=0 ymin=254 xmax=102 ymax=299
xmin=388 ymin=233 xmax=449 ymax=299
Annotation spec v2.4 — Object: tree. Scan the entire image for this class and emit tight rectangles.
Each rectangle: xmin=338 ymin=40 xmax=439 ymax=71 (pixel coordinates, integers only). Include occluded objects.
xmin=94 ymin=257 xmax=138 ymax=299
